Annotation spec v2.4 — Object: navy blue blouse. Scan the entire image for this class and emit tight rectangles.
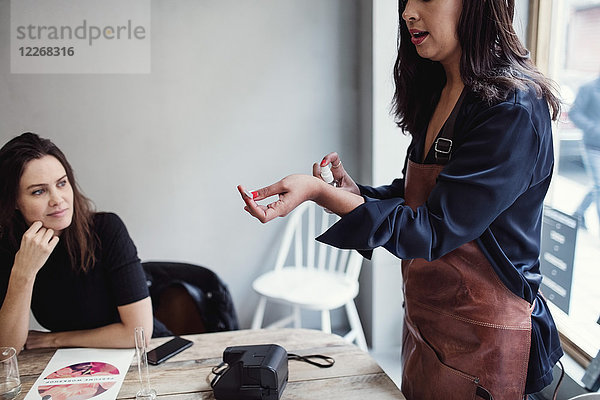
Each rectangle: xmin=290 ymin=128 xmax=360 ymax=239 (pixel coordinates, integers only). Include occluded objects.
xmin=317 ymin=87 xmax=563 ymax=393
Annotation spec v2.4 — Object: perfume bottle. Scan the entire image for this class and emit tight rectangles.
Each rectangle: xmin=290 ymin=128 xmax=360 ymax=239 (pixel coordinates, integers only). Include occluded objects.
xmin=320 ymin=163 xmax=339 ymax=187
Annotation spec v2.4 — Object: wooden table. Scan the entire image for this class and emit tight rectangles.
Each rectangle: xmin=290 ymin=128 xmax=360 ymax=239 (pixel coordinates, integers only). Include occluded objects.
xmin=15 ymin=328 xmax=405 ymax=399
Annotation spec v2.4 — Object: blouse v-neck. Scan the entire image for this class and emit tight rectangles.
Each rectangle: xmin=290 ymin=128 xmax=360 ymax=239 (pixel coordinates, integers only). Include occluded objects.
xmin=417 ymin=86 xmax=467 ymax=164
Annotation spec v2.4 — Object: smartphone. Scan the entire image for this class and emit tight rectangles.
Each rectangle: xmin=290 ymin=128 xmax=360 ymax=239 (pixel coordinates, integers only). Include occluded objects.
xmin=146 ymin=336 xmax=193 ymax=365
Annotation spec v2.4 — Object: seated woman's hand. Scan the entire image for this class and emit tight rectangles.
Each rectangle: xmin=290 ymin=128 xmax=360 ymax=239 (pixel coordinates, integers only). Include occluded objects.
xmin=14 ymin=221 xmax=59 ymax=280
xmin=25 ymin=330 xmax=54 ymax=349
xmin=238 ymin=174 xmax=325 ymax=223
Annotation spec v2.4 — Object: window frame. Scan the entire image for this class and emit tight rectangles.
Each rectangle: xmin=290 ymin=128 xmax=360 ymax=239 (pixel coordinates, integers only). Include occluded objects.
xmin=527 ymin=0 xmax=595 ymax=369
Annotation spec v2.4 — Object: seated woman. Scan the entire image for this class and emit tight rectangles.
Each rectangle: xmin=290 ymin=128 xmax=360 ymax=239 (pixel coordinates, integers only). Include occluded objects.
xmin=0 ymin=132 xmax=154 ymax=352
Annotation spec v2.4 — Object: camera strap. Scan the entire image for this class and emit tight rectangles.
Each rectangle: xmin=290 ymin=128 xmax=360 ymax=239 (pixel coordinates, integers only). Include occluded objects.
xmin=287 ymin=353 xmax=335 ymax=368
xmin=210 ymin=362 xmax=229 ymax=388
xmin=210 ymin=353 xmax=335 ymax=387
xmin=210 ymin=352 xmax=335 ymax=389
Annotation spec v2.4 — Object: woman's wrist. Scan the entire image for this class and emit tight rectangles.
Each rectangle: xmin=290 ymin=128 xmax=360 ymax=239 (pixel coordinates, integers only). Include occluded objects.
xmin=31 ymin=331 xmax=60 ymax=348
xmin=9 ymin=265 xmax=36 ymax=287
xmin=48 ymin=331 xmax=62 ymax=347
xmin=313 ymin=178 xmax=365 ymax=215
xmin=311 ymin=177 xmax=333 ymax=205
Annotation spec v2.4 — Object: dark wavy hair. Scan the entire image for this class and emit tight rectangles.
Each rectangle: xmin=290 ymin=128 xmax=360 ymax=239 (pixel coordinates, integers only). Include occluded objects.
xmin=393 ymin=0 xmax=561 ymax=137
xmin=0 ymin=133 xmax=96 ymax=273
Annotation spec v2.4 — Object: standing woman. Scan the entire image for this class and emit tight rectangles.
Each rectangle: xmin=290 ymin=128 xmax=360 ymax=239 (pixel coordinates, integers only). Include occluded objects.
xmin=239 ymin=0 xmax=562 ymax=398
xmin=0 ymin=133 xmax=153 ymax=353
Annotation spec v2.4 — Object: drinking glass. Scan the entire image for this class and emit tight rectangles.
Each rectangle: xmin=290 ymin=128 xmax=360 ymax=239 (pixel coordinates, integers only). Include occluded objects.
xmin=0 ymin=347 xmax=21 ymax=400
xmin=134 ymin=327 xmax=156 ymax=400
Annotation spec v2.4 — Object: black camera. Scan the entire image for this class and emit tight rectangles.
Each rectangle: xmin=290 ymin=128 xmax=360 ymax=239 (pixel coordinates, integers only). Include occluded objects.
xmin=211 ymin=344 xmax=288 ymax=400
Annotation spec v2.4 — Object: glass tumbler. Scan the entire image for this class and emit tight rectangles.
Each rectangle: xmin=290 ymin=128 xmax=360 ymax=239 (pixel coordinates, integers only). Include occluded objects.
xmin=0 ymin=347 xmax=21 ymax=400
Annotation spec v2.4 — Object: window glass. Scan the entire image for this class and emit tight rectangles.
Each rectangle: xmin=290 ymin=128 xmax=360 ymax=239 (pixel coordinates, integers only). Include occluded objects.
xmin=544 ymin=0 xmax=600 ymax=358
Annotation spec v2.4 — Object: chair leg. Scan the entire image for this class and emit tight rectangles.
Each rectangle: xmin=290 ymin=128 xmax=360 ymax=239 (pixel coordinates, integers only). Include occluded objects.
xmin=321 ymin=310 xmax=332 ymax=334
xmin=346 ymin=301 xmax=368 ymax=351
xmin=252 ymin=296 xmax=267 ymax=329
xmin=293 ymin=305 xmax=301 ymax=328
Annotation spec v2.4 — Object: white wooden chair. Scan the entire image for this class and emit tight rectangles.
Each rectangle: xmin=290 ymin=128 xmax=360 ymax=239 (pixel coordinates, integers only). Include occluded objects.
xmin=251 ymin=201 xmax=368 ymax=351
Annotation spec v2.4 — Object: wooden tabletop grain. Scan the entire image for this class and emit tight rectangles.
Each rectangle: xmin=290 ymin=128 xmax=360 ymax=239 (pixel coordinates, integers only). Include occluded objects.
xmin=15 ymin=328 xmax=405 ymax=399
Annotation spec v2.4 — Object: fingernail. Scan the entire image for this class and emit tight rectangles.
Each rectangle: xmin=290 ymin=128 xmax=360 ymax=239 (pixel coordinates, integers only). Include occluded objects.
xmin=252 ymin=191 xmax=259 ymax=199
xmin=320 ymin=159 xmax=328 ymax=167
xmin=244 ymin=189 xmax=253 ymax=198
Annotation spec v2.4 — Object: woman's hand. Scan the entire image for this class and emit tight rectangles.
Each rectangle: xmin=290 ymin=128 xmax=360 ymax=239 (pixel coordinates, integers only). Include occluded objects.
xmin=238 ymin=174 xmax=325 ymax=223
xmin=313 ymin=152 xmax=360 ymax=195
xmin=13 ymin=221 xmax=59 ymax=280
xmin=0 ymin=222 xmax=59 ymax=352
xmin=25 ymin=330 xmax=55 ymax=350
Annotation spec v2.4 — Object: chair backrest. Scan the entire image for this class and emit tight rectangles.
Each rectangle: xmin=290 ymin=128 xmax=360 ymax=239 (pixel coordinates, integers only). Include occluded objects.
xmin=273 ymin=202 xmax=363 ymax=281
xmin=142 ymin=261 xmax=239 ymax=335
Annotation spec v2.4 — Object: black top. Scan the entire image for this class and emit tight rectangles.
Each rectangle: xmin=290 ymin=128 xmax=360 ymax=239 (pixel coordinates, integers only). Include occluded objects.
xmin=0 ymin=212 xmax=149 ymax=332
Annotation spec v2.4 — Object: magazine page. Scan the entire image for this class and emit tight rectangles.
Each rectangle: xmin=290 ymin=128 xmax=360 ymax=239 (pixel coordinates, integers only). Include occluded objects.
xmin=24 ymin=348 xmax=135 ymax=400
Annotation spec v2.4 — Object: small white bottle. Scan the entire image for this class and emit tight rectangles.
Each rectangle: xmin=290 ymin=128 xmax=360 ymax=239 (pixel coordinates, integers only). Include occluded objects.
xmin=320 ymin=163 xmax=338 ymax=187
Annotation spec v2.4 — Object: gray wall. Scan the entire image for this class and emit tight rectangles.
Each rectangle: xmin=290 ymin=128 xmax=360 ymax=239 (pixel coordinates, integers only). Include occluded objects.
xmin=514 ymin=0 xmax=530 ymax=45
xmin=0 ymin=0 xmax=362 ymax=329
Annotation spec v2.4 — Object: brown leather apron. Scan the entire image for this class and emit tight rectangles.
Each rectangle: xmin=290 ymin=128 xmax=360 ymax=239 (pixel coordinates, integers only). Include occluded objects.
xmin=400 ymin=160 xmax=533 ymax=400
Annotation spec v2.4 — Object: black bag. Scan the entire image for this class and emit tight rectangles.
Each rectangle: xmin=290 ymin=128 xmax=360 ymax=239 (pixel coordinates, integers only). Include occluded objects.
xmin=142 ymin=261 xmax=239 ymax=336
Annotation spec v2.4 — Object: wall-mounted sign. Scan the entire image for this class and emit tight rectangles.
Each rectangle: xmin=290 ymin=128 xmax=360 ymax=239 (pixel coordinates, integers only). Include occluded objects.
xmin=539 ymin=207 xmax=578 ymax=314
